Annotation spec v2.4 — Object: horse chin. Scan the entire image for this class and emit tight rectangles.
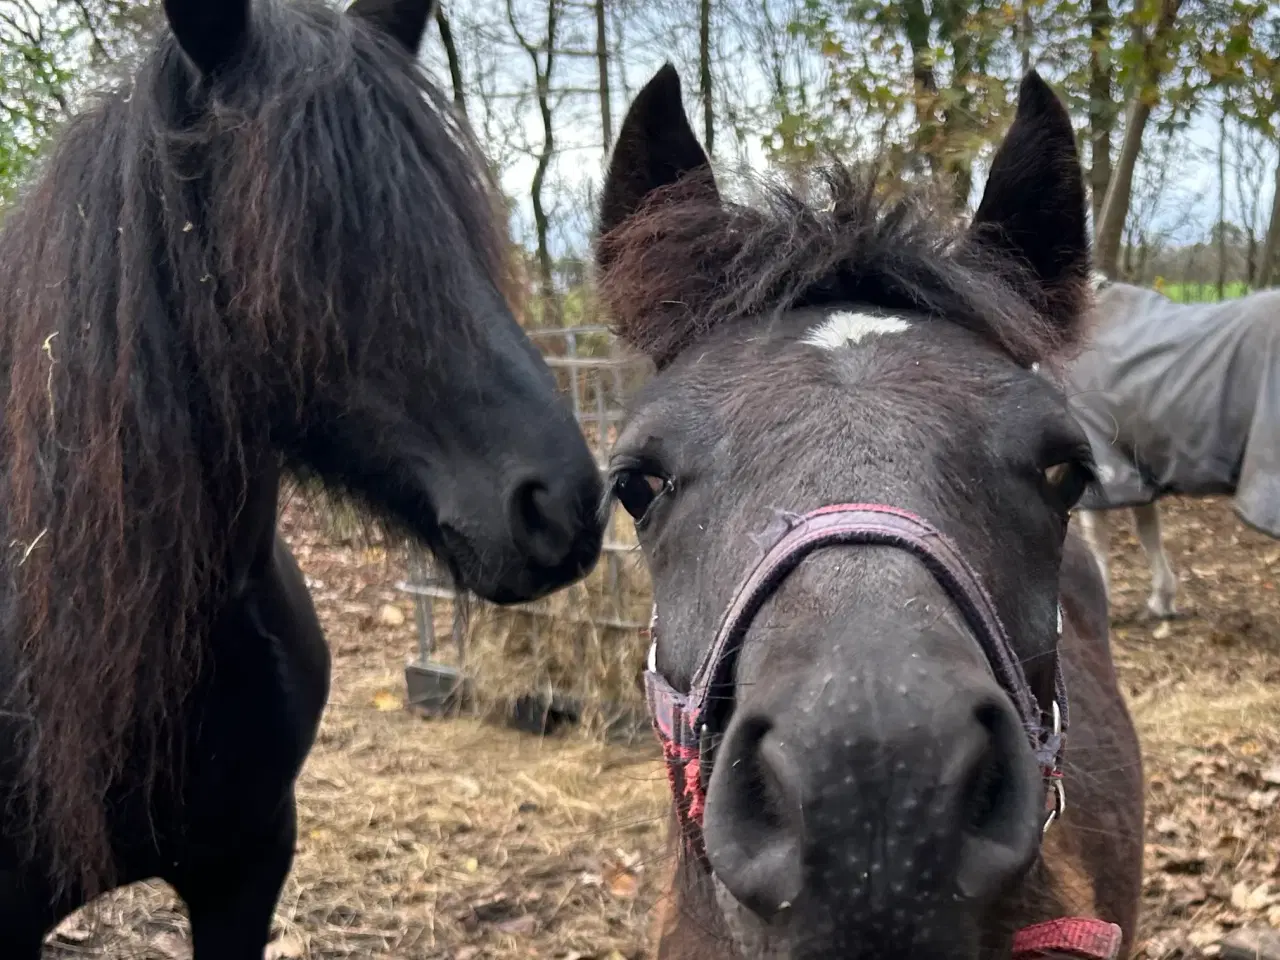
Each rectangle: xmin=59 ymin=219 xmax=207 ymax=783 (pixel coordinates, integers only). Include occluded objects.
xmin=435 ymin=523 xmax=598 ymax=606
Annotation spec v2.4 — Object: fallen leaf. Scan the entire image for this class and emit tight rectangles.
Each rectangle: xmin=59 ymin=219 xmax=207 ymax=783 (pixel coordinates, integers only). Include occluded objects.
xmin=1247 ymin=790 xmax=1278 ymax=812
xmin=1189 ymin=924 xmax=1225 ymax=949
xmin=379 ymin=603 xmax=406 ymax=626
xmin=494 ymin=915 xmax=537 ymax=936
xmin=1153 ymin=620 xmax=1172 ymax=639
xmin=1156 ymin=846 xmax=1208 ymax=874
xmin=265 ymin=934 xmax=308 ymax=960
xmin=372 ymin=690 xmax=402 ymax=711
xmin=1154 ymin=816 xmax=1183 ymax=836
xmin=463 ymin=856 xmax=479 ymax=873
xmin=605 ymin=867 xmax=639 ymax=899
xmin=455 ymin=776 xmax=482 ymax=798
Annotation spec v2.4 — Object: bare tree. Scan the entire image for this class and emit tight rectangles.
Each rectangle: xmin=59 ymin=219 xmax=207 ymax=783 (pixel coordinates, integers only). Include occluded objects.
xmin=1216 ymin=103 xmax=1226 ymax=297
xmin=1094 ymin=0 xmax=1185 ymax=277
xmin=508 ymin=0 xmax=562 ymax=323
xmin=436 ymin=4 xmax=468 ymax=117
xmin=1227 ymin=122 xmax=1270 ymax=284
xmin=1087 ymin=0 xmax=1114 ymax=226
xmin=699 ymin=0 xmax=713 ymax=154
xmin=594 ymin=0 xmax=612 ymax=151
xmin=1260 ymin=160 xmax=1280 ymax=287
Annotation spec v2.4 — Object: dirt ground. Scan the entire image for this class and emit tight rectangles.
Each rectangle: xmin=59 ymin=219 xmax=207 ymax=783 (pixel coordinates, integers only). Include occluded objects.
xmin=41 ymin=494 xmax=1280 ymax=959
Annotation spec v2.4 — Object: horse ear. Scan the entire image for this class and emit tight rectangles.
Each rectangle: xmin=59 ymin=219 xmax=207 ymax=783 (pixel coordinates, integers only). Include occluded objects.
xmin=162 ymin=0 xmax=251 ymax=77
xmin=598 ymin=63 xmax=719 ymax=242
xmin=966 ymin=71 xmax=1090 ymax=336
xmin=348 ymin=0 xmax=438 ymax=56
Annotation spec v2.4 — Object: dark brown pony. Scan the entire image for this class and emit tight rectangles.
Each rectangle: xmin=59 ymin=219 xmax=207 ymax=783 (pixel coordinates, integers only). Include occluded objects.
xmin=598 ymin=66 xmax=1144 ymax=960
xmin=0 ymin=0 xmax=603 ymax=954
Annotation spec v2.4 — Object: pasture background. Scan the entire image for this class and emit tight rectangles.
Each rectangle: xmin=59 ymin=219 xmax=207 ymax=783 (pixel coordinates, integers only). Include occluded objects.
xmin=41 ymin=492 xmax=1280 ymax=960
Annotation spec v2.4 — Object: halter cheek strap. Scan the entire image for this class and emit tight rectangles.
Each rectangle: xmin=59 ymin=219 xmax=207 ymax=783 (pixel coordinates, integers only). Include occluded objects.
xmin=643 ymin=503 xmax=1120 ymax=960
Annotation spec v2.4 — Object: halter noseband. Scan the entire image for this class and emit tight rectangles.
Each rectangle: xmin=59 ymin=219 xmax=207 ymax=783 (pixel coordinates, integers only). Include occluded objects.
xmin=643 ymin=504 xmax=1122 ymax=960
xmin=644 ymin=503 xmax=1067 ymax=854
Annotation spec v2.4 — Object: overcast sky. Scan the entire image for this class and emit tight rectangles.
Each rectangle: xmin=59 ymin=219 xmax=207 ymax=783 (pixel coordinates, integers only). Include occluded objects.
xmin=415 ymin=1 xmax=1275 ymax=261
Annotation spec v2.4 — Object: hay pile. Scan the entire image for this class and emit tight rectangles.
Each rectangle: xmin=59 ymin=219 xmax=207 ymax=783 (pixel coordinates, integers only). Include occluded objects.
xmin=437 ymin=504 xmax=654 ymax=737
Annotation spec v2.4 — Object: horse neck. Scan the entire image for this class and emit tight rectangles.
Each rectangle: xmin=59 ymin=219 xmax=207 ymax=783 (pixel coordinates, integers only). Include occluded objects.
xmin=221 ymin=449 xmax=283 ymax=598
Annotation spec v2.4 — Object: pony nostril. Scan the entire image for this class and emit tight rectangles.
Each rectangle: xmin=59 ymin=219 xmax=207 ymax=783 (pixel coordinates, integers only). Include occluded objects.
xmin=702 ymin=714 xmax=804 ymax=920
xmin=953 ymin=696 xmax=1042 ymax=902
xmin=963 ymin=704 xmax=1018 ymax=837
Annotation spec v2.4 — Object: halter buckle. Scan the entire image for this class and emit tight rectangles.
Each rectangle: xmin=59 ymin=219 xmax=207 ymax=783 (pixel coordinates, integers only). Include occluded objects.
xmin=1043 ymin=776 xmax=1067 ymax=834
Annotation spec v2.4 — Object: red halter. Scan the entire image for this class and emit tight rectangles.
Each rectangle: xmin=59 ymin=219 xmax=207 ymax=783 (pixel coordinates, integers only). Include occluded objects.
xmin=643 ymin=503 xmax=1121 ymax=960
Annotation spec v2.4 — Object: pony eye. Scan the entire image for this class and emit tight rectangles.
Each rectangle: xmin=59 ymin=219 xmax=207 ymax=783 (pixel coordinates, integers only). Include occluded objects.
xmin=1043 ymin=460 xmax=1092 ymax=508
xmin=612 ymin=470 xmax=669 ymax=524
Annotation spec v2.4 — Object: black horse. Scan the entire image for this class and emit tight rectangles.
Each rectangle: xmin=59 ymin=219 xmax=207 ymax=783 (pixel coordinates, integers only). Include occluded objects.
xmin=0 ymin=0 xmax=603 ymax=954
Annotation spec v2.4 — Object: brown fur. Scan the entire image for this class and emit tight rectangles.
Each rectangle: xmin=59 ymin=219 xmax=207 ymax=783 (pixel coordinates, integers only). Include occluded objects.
xmin=597 ymin=170 xmax=1087 ymax=372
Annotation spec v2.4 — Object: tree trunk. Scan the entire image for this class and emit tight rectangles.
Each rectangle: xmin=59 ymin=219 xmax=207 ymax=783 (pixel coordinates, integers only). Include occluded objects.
xmin=611 ymin=4 xmax=630 ymax=102
xmin=508 ymin=0 xmax=560 ymax=324
xmin=1094 ymin=98 xmax=1152 ymax=278
xmin=594 ymin=0 xmax=612 ymax=152
xmin=1087 ymin=0 xmax=1113 ymax=227
xmin=1216 ymin=106 xmax=1226 ymax=300
xmin=1093 ymin=0 xmax=1182 ymax=278
xmin=699 ymin=0 xmax=713 ymax=155
xmin=435 ymin=6 xmax=468 ymax=118
xmin=1259 ymin=158 xmax=1280 ymax=287
xmin=937 ymin=0 xmax=980 ymax=209
xmin=901 ymin=0 xmax=940 ymax=179
xmin=1018 ymin=0 xmax=1033 ymax=74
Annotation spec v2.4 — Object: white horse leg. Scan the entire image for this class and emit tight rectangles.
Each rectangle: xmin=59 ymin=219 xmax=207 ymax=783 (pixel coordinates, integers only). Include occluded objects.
xmin=1133 ymin=502 xmax=1178 ymax=619
xmin=1076 ymin=509 xmax=1110 ymax=599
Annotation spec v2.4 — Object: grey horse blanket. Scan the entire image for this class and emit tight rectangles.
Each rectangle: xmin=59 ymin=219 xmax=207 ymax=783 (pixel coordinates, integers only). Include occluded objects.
xmin=1063 ymin=281 xmax=1280 ymax=536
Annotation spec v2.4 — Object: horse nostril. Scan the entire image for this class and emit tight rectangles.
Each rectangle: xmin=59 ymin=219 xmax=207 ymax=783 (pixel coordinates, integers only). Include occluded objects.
xmin=506 ymin=475 xmax=573 ymax=570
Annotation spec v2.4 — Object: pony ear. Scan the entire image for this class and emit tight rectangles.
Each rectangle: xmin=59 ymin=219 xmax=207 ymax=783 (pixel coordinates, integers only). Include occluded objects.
xmin=598 ymin=63 xmax=719 ymax=242
xmin=163 ymin=0 xmax=251 ymax=77
xmin=348 ymin=0 xmax=438 ymax=55
xmin=966 ymin=71 xmax=1090 ymax=336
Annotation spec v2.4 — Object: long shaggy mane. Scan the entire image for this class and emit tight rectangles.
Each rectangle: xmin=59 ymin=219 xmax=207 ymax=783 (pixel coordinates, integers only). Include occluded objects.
xmin=596 ymin=169 xmax=1073 ymax=370
xmin=0 ymin=0 xmax=505 ymax=894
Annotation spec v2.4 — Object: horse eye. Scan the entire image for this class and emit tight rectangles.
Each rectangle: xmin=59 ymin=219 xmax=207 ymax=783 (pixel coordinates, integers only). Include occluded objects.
xmin=1043 ymin=460 xmax=1091 ymax=508
xmin=613 ymin=470 xmax=669 ymax=524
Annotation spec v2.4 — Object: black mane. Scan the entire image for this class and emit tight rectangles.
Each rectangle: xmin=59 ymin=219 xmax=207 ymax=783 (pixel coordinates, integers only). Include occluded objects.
xmin=0 ymin=0 xmax=504 ymax=893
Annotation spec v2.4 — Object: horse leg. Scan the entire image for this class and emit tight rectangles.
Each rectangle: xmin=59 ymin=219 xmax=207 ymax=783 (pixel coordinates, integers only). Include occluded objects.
xmin=1133 ymin=502 xmax=1177 ymax=619
xmin=171 ymin=803 xmax=296 ymax=960
xmin=1075 ymin=509 xmax=1110 ymax=599
xmin=0 ymin=869 xmax=65 ymax=960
